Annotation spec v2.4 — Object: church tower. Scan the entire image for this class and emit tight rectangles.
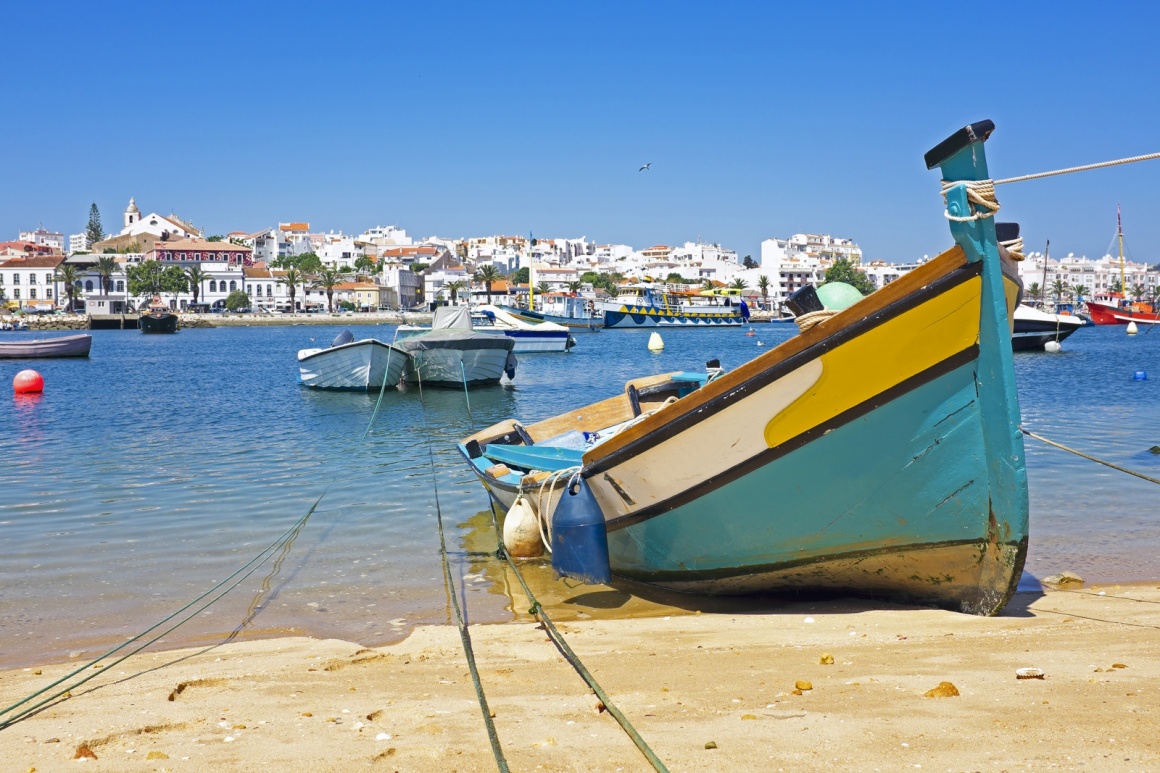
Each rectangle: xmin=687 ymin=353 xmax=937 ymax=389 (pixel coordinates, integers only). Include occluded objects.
xmin=124 ymin=197 xmax=140 ymax=229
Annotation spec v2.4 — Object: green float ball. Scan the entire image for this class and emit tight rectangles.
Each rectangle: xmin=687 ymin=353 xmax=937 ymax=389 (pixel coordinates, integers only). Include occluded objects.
xmin=816 ymin=282 xmax=863 ymax=311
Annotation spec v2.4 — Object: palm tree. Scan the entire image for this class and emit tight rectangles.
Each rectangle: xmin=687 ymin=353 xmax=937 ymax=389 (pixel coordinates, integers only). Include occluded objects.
xmin=55 ymin=264 xmax=84 ymax=312
xmin=1071 ymin=284 xmax=1089 ymax=301
xmin=1025 ymin=282 xmax=1041 ymax=303
xmin=537 ymin=281 xmax=551 ymax=296
xmin=757 ymin=275 xmax=771 ymax=309
xmin=1050 ymin=279 xmax=1068 ymax=305
xmin=95 ymin=256 xmax=118 ymax=294
xmin=315 ymin=267 xmax=343 ymax=313
xmin=1131 ymin=283 xmax=1147 ymax=302
xmin=474 ymin=264 xmax=503 ymax=304
xmin=185 ymin=265 xmax=208 ymax=306
xmin=729 ymin=278 xmax=748 ymax=291
xmin=566 ymin=280 xmax=582 ymax=294
xmin=701 ymin=278 xmax=713 ymax=290
xmin=280 ymin=266 xmax=302 ymax=311
xmin=446 ymin=280 xmax=465 ymax=305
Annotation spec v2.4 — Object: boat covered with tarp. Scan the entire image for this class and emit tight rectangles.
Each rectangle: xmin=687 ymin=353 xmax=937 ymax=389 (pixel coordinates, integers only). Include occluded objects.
xmin=398 ymin=306 xmax=517 ymax=387
xmin=459 ymin=120 xmax=1029 ymax=615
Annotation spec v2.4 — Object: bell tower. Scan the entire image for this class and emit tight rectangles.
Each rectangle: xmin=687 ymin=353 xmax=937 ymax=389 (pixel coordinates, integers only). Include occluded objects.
xmin=124 ymin=197 xmax=140 ymax=229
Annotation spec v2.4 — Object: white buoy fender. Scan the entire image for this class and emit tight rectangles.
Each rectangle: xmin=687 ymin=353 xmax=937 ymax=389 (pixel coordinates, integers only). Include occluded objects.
xmin=503 ymin=496 xmax=545 ymax=558
xmin=1127 ymin=321 xmax=1139 ymax=335
xmin=1044 ymin=340 xmax=1062 ymax=353
xmin=647 ymin=331 xmax=664 ymax=351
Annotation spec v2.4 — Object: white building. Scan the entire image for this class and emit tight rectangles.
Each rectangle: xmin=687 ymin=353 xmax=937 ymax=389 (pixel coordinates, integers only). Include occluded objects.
xmin=19 ymin=227 xmax=65 ymax=253
xmin=1018 ymin=252 xmax=1159 ymax=299
xmin=0 ymin=255 xmax=67 ymax=310
xmin=119 ymin=198 xmax=201 ymax=240
xmin=69 ymin=233 xmax=91 ymax=255
xmin=761 ymin=233 xmax=862 ymax=267
xmin=380 ymin=263 xmax=423 ymax=309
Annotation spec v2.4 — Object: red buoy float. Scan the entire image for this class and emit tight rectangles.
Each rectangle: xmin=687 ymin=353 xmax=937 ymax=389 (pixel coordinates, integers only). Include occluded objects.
xmin=13 ymin=369 xmax=44 ymax=394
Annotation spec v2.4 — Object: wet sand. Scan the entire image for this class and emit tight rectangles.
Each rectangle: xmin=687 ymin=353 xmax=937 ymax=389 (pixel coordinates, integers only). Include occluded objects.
xmin=3 ymin=584 xmax=1159 ymax=772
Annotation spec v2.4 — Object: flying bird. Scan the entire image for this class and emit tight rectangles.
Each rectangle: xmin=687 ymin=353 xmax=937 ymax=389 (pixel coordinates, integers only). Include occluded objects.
xmin=638 ymin=163 xmax=652 ymax=172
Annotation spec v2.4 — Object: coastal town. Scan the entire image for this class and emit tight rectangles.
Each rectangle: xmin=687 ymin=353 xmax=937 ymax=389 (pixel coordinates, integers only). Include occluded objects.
xmin=3 ymin=197 xmax=1158 ymax=323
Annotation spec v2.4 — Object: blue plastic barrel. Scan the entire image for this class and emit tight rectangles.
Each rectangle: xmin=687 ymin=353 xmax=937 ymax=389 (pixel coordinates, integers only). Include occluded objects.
xmin=551 ymin=478 xmax=611 ymax=585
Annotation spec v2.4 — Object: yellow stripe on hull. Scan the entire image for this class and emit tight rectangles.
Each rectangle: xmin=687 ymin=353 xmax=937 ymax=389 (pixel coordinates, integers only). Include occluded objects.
xmin=764 ymin=276 xmax=982 ymax=449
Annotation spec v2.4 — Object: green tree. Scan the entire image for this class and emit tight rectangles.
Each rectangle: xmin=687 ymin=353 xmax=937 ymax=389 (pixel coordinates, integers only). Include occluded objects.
xmin=353 ymin=254 xmax=377 ymax=276
xmin=225 ymin=290 xmax=251 ymax=311
xmin=1131 ymin=283 xmax=1147 ymax=301
xmin=280 ymin=266 xmax=303 ymax=311
xmin=410 ymin=262 xmax=430 ymax=274
xmin=445 ymin=280 xmax=465 ymax=305
xmin=86 ymin=203 xmax=104 ymax=244
xmin=1071 ymin=284 xmax=1089 ymax=301
xmin=567 ymin=280 xmax=582 ymax=294
xmin=207 ymin=235 xmax=224 ymax=242
xmin=314 ymin=266 xmax=343 ymax=312
xmin=823 ymin=257 xmax=876 ymax=295
xmin=579 ymin=271 xmax=601 ymax=285
xmin=665 ymin=272 xmax=685 ymax=283
xmin=742 ymin=255 xmax=758 ymax=269
xmin=128 ymin=260 xmax=165 ymax=298
xmin=274 ymin=252 xmax=323 ymax=274
xmin=1050 ymin=278 xmax=1069 ymax=304
xmin=729 ymin=278 xmax=748 ymax=291
xmin=95 ymin=256 xmax=118 ymax=294
xmin=185 ymin=265 xmax=208 ymax=305
xmin=536 ymin=281 xmax=551 ymax=296
xmin=1025 ymin=282 xmax=1041 ymax=303
xmin=701 ymin=278 xmax=714 ymax=290
xmin=338 ymin=300 xmax=356 ymax=312
xmin=511 ymin=267 xmax=530 ymax=284
xmin=161 ymin=264 xmax=189 ymax=308
xmin=1109 ymin=278 xmax=1123 ymax=294
xmin=757 ymin=275 xmax=771 ymax=308
xmin=474 ymin=264 xmax=504 ymax=304
xmin=55 ymin=264 xmax=84 ymax=312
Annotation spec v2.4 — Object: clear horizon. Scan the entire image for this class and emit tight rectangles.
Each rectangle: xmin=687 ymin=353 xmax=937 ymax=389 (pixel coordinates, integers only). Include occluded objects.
xmin=3 ymin=2 xmax=1158 ymax=264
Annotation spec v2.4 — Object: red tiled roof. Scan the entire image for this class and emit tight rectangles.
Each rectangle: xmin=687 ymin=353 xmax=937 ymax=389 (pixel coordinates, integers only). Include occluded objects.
xmin=0 ymin=254 xmax=68 ymax=268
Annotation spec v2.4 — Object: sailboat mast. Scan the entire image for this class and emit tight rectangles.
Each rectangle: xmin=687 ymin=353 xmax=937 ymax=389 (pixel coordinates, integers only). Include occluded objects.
xmin=1118 ymin=204 xmax=1126 ymax=302
xmin=1042 ymin=239 xmax=1049 ymax=308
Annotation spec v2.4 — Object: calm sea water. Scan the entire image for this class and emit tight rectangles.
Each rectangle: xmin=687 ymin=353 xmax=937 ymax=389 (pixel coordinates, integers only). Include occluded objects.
xmin=1 ymin=321 xmax=1157 ymax=668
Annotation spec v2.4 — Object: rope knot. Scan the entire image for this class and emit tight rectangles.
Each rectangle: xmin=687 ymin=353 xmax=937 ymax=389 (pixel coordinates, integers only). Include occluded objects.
xmin=999 ymin=236 xmax=1025 ymax=261
xmin=941 ymin=179 xmax=1000 ymax=222
xmin=795 ymin=309 xmax=841 ymax=331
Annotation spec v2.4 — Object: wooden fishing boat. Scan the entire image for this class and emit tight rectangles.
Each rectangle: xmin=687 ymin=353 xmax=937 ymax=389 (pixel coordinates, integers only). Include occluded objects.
xmin=0 ymin=333 xmax=92 ymax=359
xmin=460 ymin=120 xmax=1029 ymax=615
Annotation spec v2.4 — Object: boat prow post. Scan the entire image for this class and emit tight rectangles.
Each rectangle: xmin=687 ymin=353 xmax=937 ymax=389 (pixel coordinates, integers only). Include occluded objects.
xmin=928 ymin=119 xmax=1029 ymax=614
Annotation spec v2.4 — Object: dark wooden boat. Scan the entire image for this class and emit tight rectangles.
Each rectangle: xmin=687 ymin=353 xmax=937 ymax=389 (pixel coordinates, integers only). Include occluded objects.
xmin=139 ymin=298 xmax=179 ymax=334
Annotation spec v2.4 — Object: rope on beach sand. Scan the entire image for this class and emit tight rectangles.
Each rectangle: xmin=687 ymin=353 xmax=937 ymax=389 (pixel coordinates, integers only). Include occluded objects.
xmin=1021 ymin=429 xmax=1160 ymax=486
xmin=486 ymin=502 xmax=672 ymax=773
xmin=0 ymin=492 xmax=326 ymax=731
xmin=1 ymin=344 xmax=407 ymax=732
xmin=415 ymin=364 xmax=511 ymax=773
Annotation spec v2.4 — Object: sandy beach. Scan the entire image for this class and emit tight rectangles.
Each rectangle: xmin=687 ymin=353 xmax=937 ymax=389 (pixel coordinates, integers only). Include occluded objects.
xmin=3 ymin=584 xmax=1158 ymax=772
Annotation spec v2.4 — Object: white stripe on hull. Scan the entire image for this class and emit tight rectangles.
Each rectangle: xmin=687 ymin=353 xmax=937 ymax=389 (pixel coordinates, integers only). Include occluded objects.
xmin=298 ymin=340 xmax=408 ymax=390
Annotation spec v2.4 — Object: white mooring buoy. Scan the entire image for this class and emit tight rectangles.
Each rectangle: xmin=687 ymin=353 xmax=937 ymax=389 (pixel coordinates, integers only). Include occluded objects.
xmin=503 ymin=496 xmax=544 ymax=558
xmin=647 ymin=331 xmax=664 ymax=351
xmin=1127 ymin=321 xmax=1139 ymax=335
xmin=1044 ymin=340 xmax=1062 ymax=353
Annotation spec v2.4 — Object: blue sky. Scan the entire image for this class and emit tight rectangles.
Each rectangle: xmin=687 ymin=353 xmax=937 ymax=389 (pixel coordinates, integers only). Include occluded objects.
xmin=3 ymin=1 xmax=1158 ymax=263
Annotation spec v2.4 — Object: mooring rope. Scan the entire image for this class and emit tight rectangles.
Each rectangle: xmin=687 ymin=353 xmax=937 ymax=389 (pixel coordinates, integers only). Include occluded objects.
xmin=485 ymin=502 xmax=671 ymax=773
xmin=1 ymin=330 xmax=407 ymax=731
xmin=415 ymin=355 xmax=510 ymax=772
xmin=795 ymin=309 xmax=840 ymax=331
xmin=1021 ymin=429 xmax=1160 ymax=486
xmin=993 ymin=151 xmax=1160 ymax=186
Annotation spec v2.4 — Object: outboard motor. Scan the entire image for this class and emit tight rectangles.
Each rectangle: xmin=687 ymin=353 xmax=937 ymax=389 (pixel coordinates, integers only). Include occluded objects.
xmin=551 ymin=477 xmax=611 ymax=585
xmin=331 ymin=329 xmax=355 ymax=348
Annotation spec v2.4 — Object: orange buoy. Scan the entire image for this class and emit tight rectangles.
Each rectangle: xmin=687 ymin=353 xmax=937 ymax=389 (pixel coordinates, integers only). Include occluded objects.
xmin=13 ymin=369 xmax=44 ymax=394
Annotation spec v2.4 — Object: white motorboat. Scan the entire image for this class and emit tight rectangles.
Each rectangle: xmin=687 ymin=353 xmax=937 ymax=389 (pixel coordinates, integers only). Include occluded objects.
xmin=297 ymin=330 xmax=409 ymax=390
xmin=1011 ymin=305 xmax=1085 ymax=351
xmin=398 ymin=305 xmax=575 ymax=353
xmin=397 ymin=306 xmax=517 ymax=387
